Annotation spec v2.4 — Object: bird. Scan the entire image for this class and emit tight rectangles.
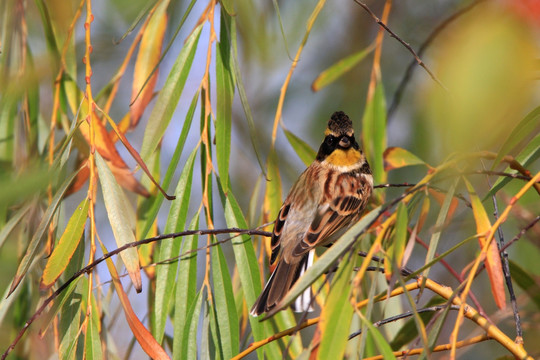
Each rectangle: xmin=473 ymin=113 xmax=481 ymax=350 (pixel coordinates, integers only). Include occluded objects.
xmin=250 ymin=111 xmax=373 ymax=316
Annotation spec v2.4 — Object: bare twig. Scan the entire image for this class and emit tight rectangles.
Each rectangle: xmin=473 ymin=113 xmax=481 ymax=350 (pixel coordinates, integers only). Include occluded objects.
xmin=348 ymin=305 xmax=460 ymax=339
xmin=479 ymin=157 xmax=523 ymax=339
xmin=1 ymin=227 xmax=271 ymax=359
xmin=388 ymin=0 xmax=486 ymax=119
xmin=353 ymin=0 xmax=447 ymax=92
xmin=500 ymin=216 xmax=540 ymax=253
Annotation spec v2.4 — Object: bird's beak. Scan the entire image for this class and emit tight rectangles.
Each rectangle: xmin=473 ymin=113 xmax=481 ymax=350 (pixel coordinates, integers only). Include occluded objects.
xmin=339 ymin=136 xmax=351 ymax=149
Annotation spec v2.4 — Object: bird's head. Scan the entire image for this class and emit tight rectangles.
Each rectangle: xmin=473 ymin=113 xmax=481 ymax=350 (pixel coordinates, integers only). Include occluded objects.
xmin=317 ymin=111 xmax=364 ymax=169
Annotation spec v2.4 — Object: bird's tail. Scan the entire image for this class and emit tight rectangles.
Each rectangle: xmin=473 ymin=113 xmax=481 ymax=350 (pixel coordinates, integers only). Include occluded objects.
xmin=250 ymin=251 xmax=314 ymax=316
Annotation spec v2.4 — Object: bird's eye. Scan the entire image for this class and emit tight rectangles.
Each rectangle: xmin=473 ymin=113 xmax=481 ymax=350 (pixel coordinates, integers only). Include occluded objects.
xmin=325 ymin=136 xmax=335 ymax=146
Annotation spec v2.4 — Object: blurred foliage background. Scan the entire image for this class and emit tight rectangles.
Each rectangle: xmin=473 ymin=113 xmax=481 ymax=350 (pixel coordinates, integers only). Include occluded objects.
xmin=0 ymin=0 xmax=539 ymax=359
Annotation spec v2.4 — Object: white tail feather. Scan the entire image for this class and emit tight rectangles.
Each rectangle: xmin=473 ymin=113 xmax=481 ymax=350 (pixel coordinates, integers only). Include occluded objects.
xmin=292 ymin=251 xmax=314 ymax=312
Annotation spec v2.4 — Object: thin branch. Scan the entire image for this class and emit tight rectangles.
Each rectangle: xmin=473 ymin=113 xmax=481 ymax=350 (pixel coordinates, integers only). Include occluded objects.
xmin=363 ymin=334 xmax=491 ymax=360
xmin=480 ymin=157 xmax=523 ymax=339
xmin=388 ymin=0 xmax=486 ymax=119
xmin=500 ymin=215 xmax=540 ymax=252
xmin=1 ymin=227 xmax=270 ymax=359
xmin=233 ymin=276 xmax=533 ymax=359
xmin=353 ymin=0 xmax=447 ymax=92
xmin=348 ymin=305 xmax=460 ymax=340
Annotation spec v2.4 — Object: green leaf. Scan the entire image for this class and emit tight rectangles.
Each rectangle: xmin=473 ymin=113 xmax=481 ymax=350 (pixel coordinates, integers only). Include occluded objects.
xmin=8 ymin=168 xmax=78 ymax=296
xmin=211 ymin=238 xmax=239 ymax=358
xmin=0 ymin=202 xmax=32 ymax=250
xmin=318 ymin=251 xmax=356 ymax=359
xmin=362 ymin=82 xmax=387 ymax=187
xmin=491 ymin=105 xmax=540 ymax=170
xmin=84 ymin=297 xmax=103 ymax=360
xmin=139 ymin=91 xmax=199 ymax=240
xmin=385 ymin=202 xmax=408 ymax=279
xmin=0 ymin=166 xmax=54 ymax=206
xmin=358 ymin=313 xmax=397 ymax=360
xmin=95 ymin=153 xmax=142 ymax=292
xmin=264 ymin=149 xmax=283 ymax=220
xmin=172 ymin=214 xmax=200 ymax=360
xmin=312 ymin=45 xmax=374 ymax=91
xmin=227 ymin=15 xmax=266 ymax=176
xmin=180 ymin=289 xmax=204 ymax=359
xmin=140 ymin=24 xmax=202 ymax=161
xmin=422 ymin=179 xmax=458 ymax=281
xmin=41 ymin=198 xmax=89 ymax=289
xmin=200 ymin=301 xmax=211 ymax=360
xmin=153 ymin=148 xmax=197 ymax=343
xmin=509 ymin=260 xmax=540 ymax=310
xmin=216 ymin=10 xmax=235 ymax=192
xmin=208 ymin=302 xmax=223 ymax=360
xmin=217 ymin=180 xmax=283 ymax=358
xmin=219 ymin=0 xmax=235 ymax=16
xmin=390 ymin=296 xmax=445 ymax=350
xmin=283 ymin=129 xmax=317 ymax=166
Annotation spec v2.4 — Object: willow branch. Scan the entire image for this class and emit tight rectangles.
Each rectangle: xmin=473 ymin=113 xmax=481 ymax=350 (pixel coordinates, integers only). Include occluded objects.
xmin=353 ymin=0 xmax=447 ymax=91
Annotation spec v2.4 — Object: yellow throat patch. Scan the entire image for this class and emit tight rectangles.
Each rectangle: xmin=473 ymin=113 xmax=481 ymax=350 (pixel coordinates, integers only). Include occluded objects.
xmin=325 ymin=148 xmax=362 ymax=167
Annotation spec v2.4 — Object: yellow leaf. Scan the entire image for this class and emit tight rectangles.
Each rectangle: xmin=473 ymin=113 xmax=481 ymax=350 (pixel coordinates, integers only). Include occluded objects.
xmin=464 ymin=178 xmax=505 ymax=309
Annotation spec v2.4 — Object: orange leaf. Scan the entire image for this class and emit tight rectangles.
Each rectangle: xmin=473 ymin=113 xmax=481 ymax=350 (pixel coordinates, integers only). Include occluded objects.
xmin=130 ymin=9 xmax=168 ymax=127
xmin=383 ymin=147 xmax=426 ymax=171
xmin=464 ymin=179 xmax=506 ymax=309
xmin=79 ymin=111 xmax=150 ymax=197
xmin=103 ymin=243 xmax=170 ymax=360
xmin=66 ymin=161 xmax=90 ymax=196
xmin=416 ymin=196 xmax=430 ymax=233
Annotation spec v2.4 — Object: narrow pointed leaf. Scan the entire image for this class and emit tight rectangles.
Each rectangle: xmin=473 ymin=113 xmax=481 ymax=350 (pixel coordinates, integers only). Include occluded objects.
xmin=227 ymin=15 xmax=266 ymax=175
xmin=362 ymin=82 xmax=387 ymax=188
xmin=131 ymin=1 xmax=169 ymax=127
xmin=211 ymin=240 xmax=239 ymax=358
xmin=218 ymin=179 xmax=283 ymax=358
xmin=140 ymin=24 xmax=203 ymax=161
xmin=264 ymin=149 xmax=282 ymax=221
xmin=95 ymin=153 xmax=142 ymax=292
xmin=84 ymin=302 xmax=103 ymax=360
xmin=41 ymin=199 xmax=89 ymax=289
xmin=357 ymin=313 xmax=397 ymax=359
xmin=422 ymin=179 xmax=458 ymax=281
xmin=216 ymin=10 xmax=234 ymax=192
xmin=0 ymin=202 xmax=32 ymax=249
xmin=284 ymin=129 xmax=317 ymax=166
xmin=9 ymin=169 xmax=77 ymax=296
xmin=509 ymin=259 xmax=540 ymax=310
xmin=180 ymin=289 xmax=204 ymax=359
xmin=154 ymin=148 xmax=197 ymax=342
xmin=464 ymin=178 xmax=505 ymax=309
xmin=383 ymin=147 xmax=426 ymax=171
xmin=172 ymin=215 xmax=200 ymax=360
xmin=317 ymin=251 xmax=356 ymax=360
xmin=385 ymin=202 xmax=408 ymax=281
xmin=491 ymin=105 xmax=540 ymax=169
xmin=100 ymin=241 xmax=170 ymax=360
xmin=79 ymin=110 xmax=149 ymax=197
xmin=139 ymin=91 xmax=199 ymax=239
xmin=312 ymin=45 xmax=374 ymax=91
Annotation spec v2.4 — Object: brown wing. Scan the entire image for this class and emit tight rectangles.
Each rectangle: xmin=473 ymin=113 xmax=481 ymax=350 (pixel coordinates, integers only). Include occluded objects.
xmin=270 ymin=203 xmax=290 ymax=264
xmin=292 ymin=171 xmax=372 ymax=257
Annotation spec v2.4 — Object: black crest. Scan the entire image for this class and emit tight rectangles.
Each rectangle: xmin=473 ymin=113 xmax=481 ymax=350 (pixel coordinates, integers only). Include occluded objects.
xmin=328 ymin=111 xmax=353 ymax=135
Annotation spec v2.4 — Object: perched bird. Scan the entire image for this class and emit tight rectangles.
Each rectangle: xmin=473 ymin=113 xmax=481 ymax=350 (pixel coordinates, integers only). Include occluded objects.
xmin=251 ymin=111 xmax=373 ymax=316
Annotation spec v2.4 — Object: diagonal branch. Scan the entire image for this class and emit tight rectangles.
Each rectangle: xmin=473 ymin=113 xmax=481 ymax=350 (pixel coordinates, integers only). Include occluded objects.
xmin=353 ymin=0 xmax=447 ymax=92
